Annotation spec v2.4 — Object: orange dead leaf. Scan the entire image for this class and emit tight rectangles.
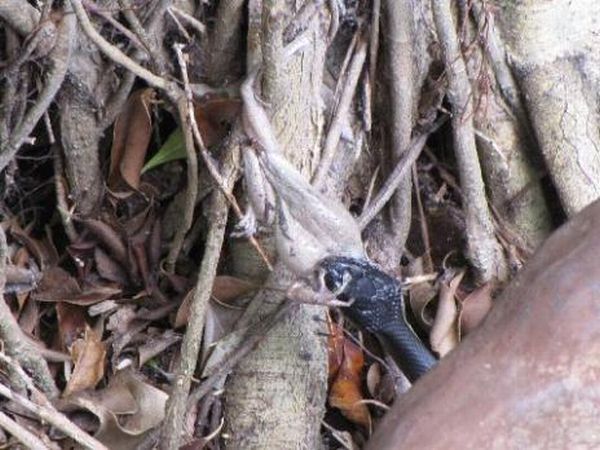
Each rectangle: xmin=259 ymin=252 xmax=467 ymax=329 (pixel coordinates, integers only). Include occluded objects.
xmin=329 ymin=337 xmax=370 ymax=428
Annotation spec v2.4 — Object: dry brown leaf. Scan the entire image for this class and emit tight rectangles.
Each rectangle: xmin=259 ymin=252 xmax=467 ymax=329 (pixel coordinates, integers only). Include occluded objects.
xmin=32 ymin=266 xmax=81 ymax=302
xmin=56 ymin=303 xmax=88 ymax=349
xmin=62 ymin=369 xmax=167 ymax=450
xmin=83 ymin=219 xmax=128 ymax=267
xmin=33 ymin=265 xmax=120 ymax=306
xmin=329 ymin=338 xmax=370 ymax=428
xmin=211 ymin=275 xmax=258 ymax=302
xmin=94 ymin=247 xmax=128 ymax=285
xmin=194 ymin=98 xmax=242 ymax=147
xmin=459 ymin=282 xmax=494 ymax=336
xmin=12 ymin=247 xmax=35 ymax=308
xmin=64 ymin=326 xmax=106 ymax=396
xmin=430 ymin=270 xmax=464 ymax=356
xmin=174 ymin=276 xmax=258 ymax=328
xmin=109 ymin=88 xmax=156 ymax=190
xmin=65 ymin=285 xmax=122 ymax=306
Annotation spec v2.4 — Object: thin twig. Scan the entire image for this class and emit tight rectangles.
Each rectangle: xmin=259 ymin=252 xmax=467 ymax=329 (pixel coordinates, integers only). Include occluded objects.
xmin=0 ymin=411 xmax=50 ymax=449
xmin=0 ymin=382 xmax=108 ymax=450
xmin=413 ymin=165 xmax=433 ymax=272
xmin=431 ymin=0 xmax=505 ymax=281
xmin=321 ymin=420 xmax=354 ymax=450
xmin=0 ymin=227 xmax=58 ymax=396
xmin=312 ymin=34 xmax=368 ymax=188
xmin=53 ymin=145 xmax=78 ymax=242
xmin=69 ymin=0 xmax=173 ymax=94
xmin=0 ymin=12 xmax=73 ymax=172
xmin=166 ymin=8 xmax=191 ymax=41
xmin=172 ymin=46 xmax=273 ymax=270
xmin=160 ymin=137 xmax=240 ymax=450
xmin=170 ymin=6 xmax=206 ymax=35
xmin=369 ymin=0 xmax=381 ymax=96
xmin=187 ymin=301 xmax=295 ymax=408
xmin=84 ymin=0 xmax=147 ymax=51
xmin=164 ymin=45 xmax=199 ymax=269
xmin=359 ymin=116 xmax=448 ymax=229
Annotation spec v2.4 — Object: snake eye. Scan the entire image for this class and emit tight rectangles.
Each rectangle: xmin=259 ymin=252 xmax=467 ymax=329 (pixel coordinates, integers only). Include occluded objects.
xmin=318 ymin=258 xmax=357 ymax=296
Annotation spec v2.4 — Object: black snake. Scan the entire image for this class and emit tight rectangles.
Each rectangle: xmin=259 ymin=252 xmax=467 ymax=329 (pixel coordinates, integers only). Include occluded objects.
xmin=318 ymin=256 xmax=437 ymax=382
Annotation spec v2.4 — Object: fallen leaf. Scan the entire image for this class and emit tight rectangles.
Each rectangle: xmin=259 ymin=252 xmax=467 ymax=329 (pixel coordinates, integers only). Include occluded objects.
xmin=33 ymin=266 xmax=121 ymax=306
xmin=109 ymin=89 xmax=156 ymax=189
xmin=64 ymin=326 xmax=106 ymax=396
xmin=174 ymin=276 xmax=257 ymax=328
xmin=329 ymin=337 xmax=370 ymax=428
xmin=62 ymin=369 xmax=167 ymax=450
xmin=94 ymin=247 xmax=128 ymax=285
xmin=407 ymin=257 xmax=438 ymax=329
xmin=9 ymin=223 xmax=56 ymax=269
xmin=459 ymin=282 xmax=494 ymax=336
xmin=82 ymin=219 xmax=128 ymax=267
xmin=56 ymin=303 xmax=88 ymax=349
xmin=32 ymin=266 xmax=81 ymax=302
xmin=430 ymin=270 xmax=464 ymax=356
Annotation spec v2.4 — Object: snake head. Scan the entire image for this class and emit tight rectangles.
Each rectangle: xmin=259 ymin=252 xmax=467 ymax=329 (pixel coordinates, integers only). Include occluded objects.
xmin=317 ymin=256 xmax=405 ymax=334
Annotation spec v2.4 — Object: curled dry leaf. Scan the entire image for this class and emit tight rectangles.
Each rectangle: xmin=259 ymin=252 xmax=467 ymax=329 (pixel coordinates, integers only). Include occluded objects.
xmin=62 ymin=369 xmax=167 ymax=450
xmin=109 ymin=88 xmax=156 ymax=190
xmin=64 ymin=326 xmax=106 ymax=396
xmin=430 ymin=270 xmax=464 ymax=357
xmin=407 ymin=257 xmax=438 ymax=329
xmin=329 ymin=334 xmax=371 ymax=428
xmin=458 ymin=282 xmax=494 ymax=336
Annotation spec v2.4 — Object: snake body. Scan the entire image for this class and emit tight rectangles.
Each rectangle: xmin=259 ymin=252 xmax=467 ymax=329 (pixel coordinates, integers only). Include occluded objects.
xmin=318 ymin=256 xmax=437 ymax=382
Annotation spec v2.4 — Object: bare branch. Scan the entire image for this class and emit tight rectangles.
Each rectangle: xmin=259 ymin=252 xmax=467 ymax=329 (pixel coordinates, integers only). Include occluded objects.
xmin=0 ymin=12 xmax=73 ymax=172
xmin=431 ymin=0 xmax=506 ymax=281
xmin=312 ymin=34 xmax=368 ymax=188
xmin=0 ymin=411 xmax=50 ymax=449
xmin=68 ymin=0 xmax=173 ymax=94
